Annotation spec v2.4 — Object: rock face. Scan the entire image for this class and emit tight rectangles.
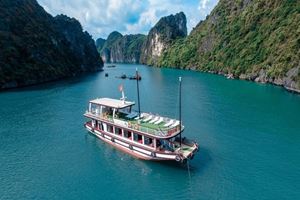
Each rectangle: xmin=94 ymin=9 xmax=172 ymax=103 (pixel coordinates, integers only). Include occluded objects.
xmin=158 ymin=0 xmax=300 ymax=92
xmin=97 ymin=12 xmax=186 ymax=65
xmin=98 ymin=32 xmax=146 ymax=63
xmin=95 ymin=38 xmax=106 ymax=52
xmin=99 ymin=31 xmax=123 ymax=62
xmin=110 ymin=34 xmax=146 ymax=63
xmin=140 ymin=12 xmax=187 ymax=65
xmin=0 ymin=0 xmax=103 ymax=90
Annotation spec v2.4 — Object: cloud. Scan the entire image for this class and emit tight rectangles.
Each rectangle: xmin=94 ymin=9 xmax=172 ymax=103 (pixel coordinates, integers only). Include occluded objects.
xmin=37 ymin=0 xmax=219 ymax=39
xmin=199 ymin=0 xmax=209 ymax=9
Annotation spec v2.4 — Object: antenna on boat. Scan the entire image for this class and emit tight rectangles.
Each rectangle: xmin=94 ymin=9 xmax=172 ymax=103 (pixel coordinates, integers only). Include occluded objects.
xmin=179 ymin=77 xmax=182 ymax=147
xmin=119 ymin=84 xmax=126 ymax=103
xmin=136 ymin=68 xmax=141 ymax=117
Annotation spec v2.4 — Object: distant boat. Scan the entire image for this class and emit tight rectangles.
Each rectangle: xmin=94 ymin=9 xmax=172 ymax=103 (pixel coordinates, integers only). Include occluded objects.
xmin=107 ymin=65 xmax=116 ymax=68
xmin=129 ymin=74 xmax=142 ymax=80
xmin=105 ymin=73 xmax=109 ymax=77
xmin=120 ymin=74 xmax=127 ymax=79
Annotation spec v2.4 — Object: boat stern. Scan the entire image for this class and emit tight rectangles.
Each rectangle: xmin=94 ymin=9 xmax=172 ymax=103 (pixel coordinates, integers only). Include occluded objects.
xmin=174 ymin=138 xmax=199 ymax=163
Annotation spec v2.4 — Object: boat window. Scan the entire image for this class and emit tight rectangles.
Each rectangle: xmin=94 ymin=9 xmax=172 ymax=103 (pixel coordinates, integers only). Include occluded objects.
xmin=124 ymin=130 xmax=132 ymax=139
xmin=90 ymin=103 xmax=100 ymax=115
xmin=116 ymin=107 xmax=131 ymax=118
xmin=102 ymin=106 xmax=113 ymax=116
xmin=133 ymin=133 xmax=142 ymax=143
xmin=107 ymin=125 xmax=113 ymax=133
xmin=115 ymin=127 xmax=122 ymax=135
xmin=118 ymin=107 xmax=131 ymax=114
xmin=144 ymin=136 xmax=153 ymax=147
xmin=157 ymin=139 xmax=174 ymax=152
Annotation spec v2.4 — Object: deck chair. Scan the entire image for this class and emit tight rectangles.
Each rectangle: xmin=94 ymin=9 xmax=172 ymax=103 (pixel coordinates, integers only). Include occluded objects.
xmin=164 ymin=119 xmax=174 ymax=127
xmin=170 ymin=120 xmax=180 ymax=128
xmin=142 ymin=115 xmax=152 ymax=122
xmin=134 ymin=113 xmax=145 ymax=120
xmin=154 ymin=117 xmax=164 ymax=125
xmin=149 ymin=116 xmax=159 ymax=124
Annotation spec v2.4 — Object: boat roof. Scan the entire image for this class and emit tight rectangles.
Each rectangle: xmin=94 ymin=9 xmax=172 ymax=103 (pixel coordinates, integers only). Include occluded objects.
xmin=90 ymin=98 xmax=135 ymax=109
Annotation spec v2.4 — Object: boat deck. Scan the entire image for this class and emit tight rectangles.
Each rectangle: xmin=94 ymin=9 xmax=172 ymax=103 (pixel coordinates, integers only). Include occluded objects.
xmin=174 ymin=142 xmax=197 ymax=158
xmin=84 ymin=111 xmax=183 ymax=138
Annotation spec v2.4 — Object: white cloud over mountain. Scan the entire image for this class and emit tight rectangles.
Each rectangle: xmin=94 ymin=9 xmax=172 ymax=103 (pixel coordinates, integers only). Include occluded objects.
xmin=37 ymin=0 xmax=218 ymax=39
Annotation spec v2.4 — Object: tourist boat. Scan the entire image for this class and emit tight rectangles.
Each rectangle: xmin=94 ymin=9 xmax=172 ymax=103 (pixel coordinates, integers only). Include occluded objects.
xmin=115 ymin=74 xmax=127 ymax=79
xmin=129 ymin=74 xmax=142 ymax=80
xmin=83 ymin=71 xmax=198 ymax=163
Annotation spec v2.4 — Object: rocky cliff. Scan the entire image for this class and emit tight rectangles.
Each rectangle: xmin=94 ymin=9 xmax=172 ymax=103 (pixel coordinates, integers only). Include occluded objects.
xmin=140 ymin=12 xmax=187 ymax=65
xmin=110 ymin=34 xmax=146 ymax=63
xmin=158 ymin=0 xmax=300 ymax=92
xmin=96 ymin=38 xmax=106 ymax=52
xmin=98 ymin=12 xmax=187 ymax=65
xmin=0 ymin=0 xmax=103 ymax=90
xmin=99 ymin=31 xmax=123 ymax=62
xmin=98 ymin=32 xmax=146 ymax=63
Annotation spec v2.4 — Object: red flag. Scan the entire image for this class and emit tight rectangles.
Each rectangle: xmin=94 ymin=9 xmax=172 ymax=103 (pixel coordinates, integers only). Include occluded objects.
xmin=119 ymin=84 xmax=123 ymax=92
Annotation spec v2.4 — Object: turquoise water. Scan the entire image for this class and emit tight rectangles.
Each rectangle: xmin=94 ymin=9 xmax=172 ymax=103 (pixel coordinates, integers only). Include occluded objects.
xmin=0 ymin=64 xmax=299 ymax=199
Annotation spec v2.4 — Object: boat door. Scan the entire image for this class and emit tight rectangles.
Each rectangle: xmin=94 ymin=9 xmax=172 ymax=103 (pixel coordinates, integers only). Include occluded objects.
xmin=102 ymin=123 xmax=107 ymax=132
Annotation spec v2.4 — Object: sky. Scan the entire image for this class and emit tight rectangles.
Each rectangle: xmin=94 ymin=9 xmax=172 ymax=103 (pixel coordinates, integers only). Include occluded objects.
xmin=37 ymin=0 xmax=219 ymax=40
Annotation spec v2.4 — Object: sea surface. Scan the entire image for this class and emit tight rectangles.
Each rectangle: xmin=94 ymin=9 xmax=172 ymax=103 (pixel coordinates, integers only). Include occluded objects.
xmin=0 ymin=64 xmax=299 ymax=200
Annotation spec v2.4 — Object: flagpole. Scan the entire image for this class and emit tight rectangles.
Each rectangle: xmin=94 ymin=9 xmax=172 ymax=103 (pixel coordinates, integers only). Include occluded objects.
xmin=136 ymin=68 xmax=141 ymax=117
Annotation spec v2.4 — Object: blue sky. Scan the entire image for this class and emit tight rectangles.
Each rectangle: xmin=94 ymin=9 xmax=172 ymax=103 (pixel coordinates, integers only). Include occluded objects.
xmin=37 ymin=0 xmax=219 ymax=39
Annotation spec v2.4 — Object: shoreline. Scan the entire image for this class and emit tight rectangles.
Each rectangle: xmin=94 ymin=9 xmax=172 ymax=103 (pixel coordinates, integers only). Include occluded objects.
xmin=2 ymin=63 xmax=299 ymax=95
xmin=183 ymin=66 xmax=300 ymax=95
xmin=0 ymin=69 xmax=103 ymax=92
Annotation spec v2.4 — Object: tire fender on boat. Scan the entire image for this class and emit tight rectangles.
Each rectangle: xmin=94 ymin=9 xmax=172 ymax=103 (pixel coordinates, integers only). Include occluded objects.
xmin=175 ymin=155 xmax=181 ymax=162
xmin=151 ymin=152 xmax=156 ymax=157
xmin=129 ymin=145 xmax=133 ymax=150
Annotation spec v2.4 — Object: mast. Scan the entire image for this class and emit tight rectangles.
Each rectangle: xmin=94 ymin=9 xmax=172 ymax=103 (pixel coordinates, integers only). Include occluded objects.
xmin=179 ymin=77 xmax=182 ymax=146
xmin=136 ymin=68 xmax=141 ymax=117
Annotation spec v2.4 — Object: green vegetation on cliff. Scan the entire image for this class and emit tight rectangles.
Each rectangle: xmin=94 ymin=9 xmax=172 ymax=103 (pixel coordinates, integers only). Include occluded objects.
xmin=140 ymin=12 xmax=187 ymax=65
xmin=98 ymin=32 xmax=146 ymax=63
xmin=0 ymin=0 xmax=103 ymax=89
xmin=158 ymin=0 xmax=300 ymax=90
xmin=96 ymin=38 xmax=106 ymax=52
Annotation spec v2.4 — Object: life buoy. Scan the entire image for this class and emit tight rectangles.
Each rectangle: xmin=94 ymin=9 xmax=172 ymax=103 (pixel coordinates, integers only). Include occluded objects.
xmin=128 ymin=122 xmax=132 ymax=128
xmin=151 ymin=152 xmax=156 ymax=157
xmin=175 ymin=155 xmax=181 ymax=162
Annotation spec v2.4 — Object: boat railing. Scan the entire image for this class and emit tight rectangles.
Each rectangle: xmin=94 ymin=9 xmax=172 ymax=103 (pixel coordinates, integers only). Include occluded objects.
xmin=85 ymin=111 xmax=182 ymax=137
xmin=85 ymin=111 xmax=114 ymax=122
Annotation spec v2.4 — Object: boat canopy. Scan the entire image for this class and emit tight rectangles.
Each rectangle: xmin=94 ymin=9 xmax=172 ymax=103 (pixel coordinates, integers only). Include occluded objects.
xmin=90 ymin=98 xmax=135 ymax=109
